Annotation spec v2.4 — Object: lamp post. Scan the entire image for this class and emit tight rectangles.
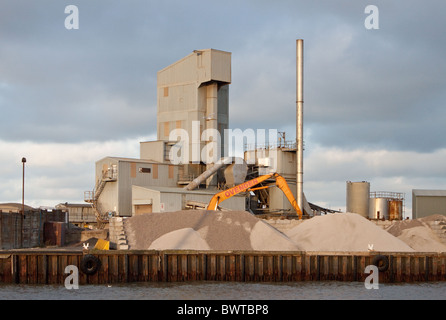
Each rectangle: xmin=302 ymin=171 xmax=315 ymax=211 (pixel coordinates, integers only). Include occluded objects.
xmin=22 ymin=157 xmax=26 ymax=214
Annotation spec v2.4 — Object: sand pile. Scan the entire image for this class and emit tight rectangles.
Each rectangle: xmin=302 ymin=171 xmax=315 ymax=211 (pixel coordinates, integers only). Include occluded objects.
xmin=285 ymin=212 xmax=415 ymax=252
xmin=385 ymin=215 xmax=446 ymax=252
xmin=123 ymin=210 xmax=446 ymax=253
xmin=124 ymin=210 xmax=300 ymax=251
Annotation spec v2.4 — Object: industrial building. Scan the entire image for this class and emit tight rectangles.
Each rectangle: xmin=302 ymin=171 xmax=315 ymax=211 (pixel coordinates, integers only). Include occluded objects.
xmin=87 ymin=45 xmax=446 ymax=227
xmin=143 ymin=48 xmax=231 ymax=187
xmin=412 ymin=189 xmax=446 ymax=219
xmin=85 ymin=49 xmax=248 ymax=224
xmin=244 ymin=143 xmax=313 ymax=216
xmin=85 ymin=157 xmax=179 ymax=217
xmin=85 ymin=46 xmax=316 ymax=225
xmin=55 ymin=203 xmax=95 ymax=227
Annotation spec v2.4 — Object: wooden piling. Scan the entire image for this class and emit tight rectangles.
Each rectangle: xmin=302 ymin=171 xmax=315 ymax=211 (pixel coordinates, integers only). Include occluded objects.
xmin=0 ymin=250 xmax=445 ymax=285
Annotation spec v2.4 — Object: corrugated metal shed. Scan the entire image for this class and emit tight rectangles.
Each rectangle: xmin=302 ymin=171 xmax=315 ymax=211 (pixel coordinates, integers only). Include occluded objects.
xmin=412 ymin=189 xmax=446 ymax=219
xmin=413 ymin=190 xmax=446 ymax=197
xmin=132 ymin=185 xmax=245 ymax=214
xmin=55 ymin=203 xmax=95 ymax=225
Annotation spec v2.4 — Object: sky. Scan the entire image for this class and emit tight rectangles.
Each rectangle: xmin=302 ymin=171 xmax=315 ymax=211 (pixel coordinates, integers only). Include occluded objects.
xmin=1 ymin=0 xmax=445 ymax=217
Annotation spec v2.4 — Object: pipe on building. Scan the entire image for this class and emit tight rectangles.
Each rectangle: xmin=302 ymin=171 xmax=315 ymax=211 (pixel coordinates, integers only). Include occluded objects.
xmin=296 ymin=39 xmax=304 ymax=213
xmin=205 ymin=83 xmax=219 ymax=187
xmin=184 ymin=157 xmax=233 ymax=191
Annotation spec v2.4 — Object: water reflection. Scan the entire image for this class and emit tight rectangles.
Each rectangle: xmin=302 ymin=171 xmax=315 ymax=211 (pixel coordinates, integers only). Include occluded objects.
xmin=0 ymin=281 xmax=445 ymax=300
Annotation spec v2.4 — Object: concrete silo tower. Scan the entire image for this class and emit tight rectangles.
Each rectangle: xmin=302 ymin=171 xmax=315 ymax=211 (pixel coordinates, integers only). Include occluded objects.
xmin=140 ymin=49 xmax=231 ymax=188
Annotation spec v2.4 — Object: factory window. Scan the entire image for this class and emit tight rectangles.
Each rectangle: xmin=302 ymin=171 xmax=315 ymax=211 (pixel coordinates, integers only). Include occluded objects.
xmin=176 ymin=120 xmax=182 ymax=129
xmin=164 ymin=87 xmax=169 ymax=97
xmin=164 ymin=144 xmax=172 ymax=162
xmin=164 ymin=122 xmax=170 ymax=138
xmin=130 ymin=162 xmax=136 ymax=178
xmin=139 ymin=168 xmax=151 ymax=173
xmin=168 ymin=165 xmax=174 ymax=179
xmin=153 ymin=164 xmax=158 ymax=179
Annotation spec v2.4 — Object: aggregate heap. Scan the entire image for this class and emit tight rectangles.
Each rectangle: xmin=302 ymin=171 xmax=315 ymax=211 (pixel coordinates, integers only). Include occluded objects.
xmin=123 ymin=210 xmax=446 ymax=253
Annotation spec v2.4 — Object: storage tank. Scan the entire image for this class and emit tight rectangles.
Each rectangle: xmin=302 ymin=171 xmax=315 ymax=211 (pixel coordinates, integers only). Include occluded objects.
xmin=389 ymin=200 xmax=403 ymax=220
xmin=346 ymin=181 xmax=370 ymax=218
xmin=369 ymin=198 xmax=389 ymax=220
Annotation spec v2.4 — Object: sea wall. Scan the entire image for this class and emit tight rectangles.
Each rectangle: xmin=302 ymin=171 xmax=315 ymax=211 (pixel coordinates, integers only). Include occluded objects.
xmin=0 ymin=250 xmax=444 ymax=284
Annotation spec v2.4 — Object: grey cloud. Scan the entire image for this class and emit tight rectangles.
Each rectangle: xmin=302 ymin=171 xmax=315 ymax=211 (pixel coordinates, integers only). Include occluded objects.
xmin=0 ymin=0 xmax=263 ymax=143
xmin=228 ymin=0 xmax=446 ymax=153
xmin=1 ymin=0 xmax=446 ymax=209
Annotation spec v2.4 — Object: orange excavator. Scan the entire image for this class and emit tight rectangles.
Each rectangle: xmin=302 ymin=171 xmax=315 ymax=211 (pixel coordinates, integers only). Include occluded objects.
xmin=206 ymin=172 xmax=303 ymax=219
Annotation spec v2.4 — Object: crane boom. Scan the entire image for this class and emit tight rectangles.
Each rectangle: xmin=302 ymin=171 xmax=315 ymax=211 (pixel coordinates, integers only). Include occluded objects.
xmin=206 ymin=173 xmax=303 ymax=219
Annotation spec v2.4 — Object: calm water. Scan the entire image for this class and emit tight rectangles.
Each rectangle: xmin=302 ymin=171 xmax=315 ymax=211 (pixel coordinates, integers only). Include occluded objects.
xmin=0 ymin=281 xmax=445 ymax=300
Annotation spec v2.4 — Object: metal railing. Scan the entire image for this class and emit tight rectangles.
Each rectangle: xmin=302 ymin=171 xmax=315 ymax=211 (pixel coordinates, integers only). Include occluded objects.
xmin=370 ymin=191 xmax=405 ymax=200
xmin=84 ymin=191 xmax=94 ymax=202
xmin=244 ymin=140 xmax=297 ymax=152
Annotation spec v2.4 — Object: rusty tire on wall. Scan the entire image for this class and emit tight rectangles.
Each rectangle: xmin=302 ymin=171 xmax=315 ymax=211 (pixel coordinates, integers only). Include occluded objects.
xmin=80 ymin=254 xmax=101 ymax=275
xmin=372 ymin=255 xmax=389 ymax=272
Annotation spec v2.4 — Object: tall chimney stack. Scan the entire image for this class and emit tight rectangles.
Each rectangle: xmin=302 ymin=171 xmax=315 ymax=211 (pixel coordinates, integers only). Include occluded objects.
xmin=296 ymin=39 xmax=304 ymax=214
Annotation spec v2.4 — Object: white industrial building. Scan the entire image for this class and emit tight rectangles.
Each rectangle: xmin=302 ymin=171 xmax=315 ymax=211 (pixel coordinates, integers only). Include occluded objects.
xmin=85 ymin=47 xmax=316 ymax=225
xmin=85 ymin=49 xmax=245 ymax=222
xmin=86 ymin=157 xmax=179 ymax=218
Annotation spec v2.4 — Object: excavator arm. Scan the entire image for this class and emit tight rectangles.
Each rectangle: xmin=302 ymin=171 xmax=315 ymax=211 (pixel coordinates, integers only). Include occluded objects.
xmin=274 ymin=175 xmax=303 ymax=219
xmin=206 ymin=173 xmax=303 ymax=219
xmin=206 ymin=173 xmax=274 ymax=211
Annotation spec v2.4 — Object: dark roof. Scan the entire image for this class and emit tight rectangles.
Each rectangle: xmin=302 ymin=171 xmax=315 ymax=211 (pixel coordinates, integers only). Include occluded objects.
xmin=308 ymin=202 xmax=341 ymax=214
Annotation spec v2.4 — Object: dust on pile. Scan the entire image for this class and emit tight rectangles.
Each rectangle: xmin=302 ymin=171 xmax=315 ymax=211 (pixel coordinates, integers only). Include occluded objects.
xmin=124 ymin=210 xmax=300 ymax=251
xmin=285 ymin=212 xmax=415 ymax=252
xmin=385 ymin=214 xmax=446 ymax=252
xmin=384 ymin=219 xmax=424 ymax=237
xmin=124 ymin=210 xmax=446 ymax=253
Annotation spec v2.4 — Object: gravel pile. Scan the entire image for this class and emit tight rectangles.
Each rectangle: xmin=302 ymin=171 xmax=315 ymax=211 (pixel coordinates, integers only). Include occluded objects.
xmin=285 ymin=212 xmax=415 ymax=252
xmin=123 ymin=210 xmax=446 ymax=253
xmin=385 ymin=215 xmax=446 ymax=252
xmin=124 ymin=210 xmax=300 ymax=251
